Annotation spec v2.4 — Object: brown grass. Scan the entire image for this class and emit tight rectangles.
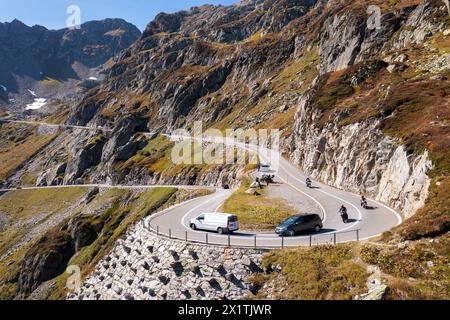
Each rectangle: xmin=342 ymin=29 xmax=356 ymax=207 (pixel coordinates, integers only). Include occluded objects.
xmin=0 ymin=125 xmax=56 ymax=181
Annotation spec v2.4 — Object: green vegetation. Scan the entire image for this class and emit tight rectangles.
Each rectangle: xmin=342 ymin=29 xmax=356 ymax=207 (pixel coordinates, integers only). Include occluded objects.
xmin=220 ymin=179 xmax=296 ymax=231
xmin=251 ymin=244 xmax=368 ymax=300
xmin=0 ymin=187 xmax=89 ymax=258
xmin=40 ymin=77 xmax=61 ymax=87
xmin=0 ymin=187 xmax=90 ymax=299
xmin=86 ymin=135 xmax=107 ymax=148
xmin=251 ymin=237 xmax=450 ymax=300
xmin=0 ymin=185 xmax=213 ymax=300
xmin=118 ymin=134 xmax=229 ymax=180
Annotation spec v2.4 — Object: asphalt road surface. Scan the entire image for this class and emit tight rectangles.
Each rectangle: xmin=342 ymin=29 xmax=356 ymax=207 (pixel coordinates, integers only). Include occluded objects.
xmin=147 ymin=141 xmax=402 ymax=248
xmin=1 ymin=118 xmax=402 ymax=248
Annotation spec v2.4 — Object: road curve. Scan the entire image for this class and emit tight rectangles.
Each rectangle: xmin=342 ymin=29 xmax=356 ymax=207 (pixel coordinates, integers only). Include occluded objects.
xmin=147 ymin=138 xmax=402 ymax=247
xmin=1 ymin=118 xmax=403 ymax=248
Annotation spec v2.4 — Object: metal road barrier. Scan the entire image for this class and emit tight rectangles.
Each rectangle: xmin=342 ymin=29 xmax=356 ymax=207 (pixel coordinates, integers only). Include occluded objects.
xmin=141 ymin=218 xmax=361 ymax=249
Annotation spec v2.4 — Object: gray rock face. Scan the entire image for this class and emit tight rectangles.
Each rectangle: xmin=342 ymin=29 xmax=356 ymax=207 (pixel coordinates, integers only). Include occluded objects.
xmin=290 ymin=92 xmax=432 ymax=218
xmin=319 ymin=14 xmax=366 ymax=74
xmin=64 ymin=135 xmax=107 ymax=184
xmin=17 ymin=233 xmax=75 ymax=298
xmin=390 ymin=3 xmax=446 ymax=50
xmin=68 ymin=223 xmax=265 ymax=300
xmin=319 ymin=2 xmax=446 ymax=74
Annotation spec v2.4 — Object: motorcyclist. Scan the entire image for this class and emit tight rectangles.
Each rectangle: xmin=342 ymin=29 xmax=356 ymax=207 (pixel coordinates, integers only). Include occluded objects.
xmin=361 ymin=195 xmax=368 ymax=208
xmin=339 ymin=205 xmax=349 ymax=223
xmin=306 ymin=177 xmax=312 ymax=187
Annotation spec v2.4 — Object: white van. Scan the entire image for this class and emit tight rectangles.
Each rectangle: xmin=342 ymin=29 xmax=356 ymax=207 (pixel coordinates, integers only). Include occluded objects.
xmin=190 ymin=213 xmax=239 ymax=234
xmin=260 ymin=163 xmax=271 ymax=173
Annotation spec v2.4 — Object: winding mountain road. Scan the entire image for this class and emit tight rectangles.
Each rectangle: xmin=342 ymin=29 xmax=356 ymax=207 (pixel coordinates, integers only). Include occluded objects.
xmin=146 ymin=155 xmax=402 ymax=247
xmin=0 ymin=118 xmax=403 ymax=248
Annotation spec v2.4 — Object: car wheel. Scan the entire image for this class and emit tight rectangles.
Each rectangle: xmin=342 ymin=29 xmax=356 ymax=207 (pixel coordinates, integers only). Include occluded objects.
xmin=218 ymin=227 xmax=224 ymax=235
xmin=190 ymin=224 xmax=197 ymax=230
xmin=288 ymin=230 xmax=295 ymax=237
xmin=315 ymin=225 xmax=322 ymax=232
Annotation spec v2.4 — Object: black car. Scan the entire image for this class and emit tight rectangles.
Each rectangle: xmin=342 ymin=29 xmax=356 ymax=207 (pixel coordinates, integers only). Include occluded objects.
xmin=275 ymin=214 xmax=323 ymax=236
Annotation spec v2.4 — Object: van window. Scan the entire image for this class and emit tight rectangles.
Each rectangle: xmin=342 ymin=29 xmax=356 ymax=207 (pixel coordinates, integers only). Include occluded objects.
xmin=228 ymin=216 xmax=238 ymax=222
xmin=197 ymin=214 xmax=205 ymax=221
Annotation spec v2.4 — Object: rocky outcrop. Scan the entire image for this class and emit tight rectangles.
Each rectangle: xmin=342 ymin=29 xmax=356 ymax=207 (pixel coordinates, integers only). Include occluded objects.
xmin=290 ymin=92 xmax=432 ymax=218
xmin=319 ymin=13 xmax=366 ymax=74
xmin=319 ymin=2 xmax=446 ymax=74
xmin=390 ymin=2 xmax=447 ymax=50
xmin=16 ymin=212 xmax=106 ymax=298
xmin=120 ymin=164 xmax=246 ymax=189
xmin=69 ymin=223 xmax=265 ymax=300
xmin=17 ymin=231 xmax=74 ymax=298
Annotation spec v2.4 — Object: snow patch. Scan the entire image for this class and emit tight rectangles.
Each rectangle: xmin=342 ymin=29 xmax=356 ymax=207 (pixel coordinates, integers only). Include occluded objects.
xmin=88 ymin=77 xmax=98 ymax=81
xmin=0 ymin=85 xmax=7 ymax=92
xmin=27 ymin=89 xmax=37 ymax=97
xmin=26 ymin=98 xmax=47 ymax=110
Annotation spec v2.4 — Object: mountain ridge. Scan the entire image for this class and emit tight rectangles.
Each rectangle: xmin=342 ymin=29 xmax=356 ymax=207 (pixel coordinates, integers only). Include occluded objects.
xmin=0 ymin=18 xmax=141 ymax=112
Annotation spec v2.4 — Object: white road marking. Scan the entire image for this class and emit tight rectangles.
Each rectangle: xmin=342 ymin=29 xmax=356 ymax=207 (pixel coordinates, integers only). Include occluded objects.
xmin=1 ymin=118 xmax=404 ymax=246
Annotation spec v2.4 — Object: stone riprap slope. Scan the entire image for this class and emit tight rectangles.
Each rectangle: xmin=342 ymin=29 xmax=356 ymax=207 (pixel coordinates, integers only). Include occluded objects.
xmin=69 ymin=224 xmax=265 ymax=300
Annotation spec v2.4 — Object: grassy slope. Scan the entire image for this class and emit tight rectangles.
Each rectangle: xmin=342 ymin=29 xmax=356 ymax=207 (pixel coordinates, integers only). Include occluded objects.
xmin=221 ymin=179 xmax=296 ymax=231
xmin=251 ymin=244 xmax=369 ymax=300
xmin=0 ymin=186 xmax=212 ymax=300
xmin=0 ymin=187 xmax=90 ymax=299
xmin=0 ymin=124 xmax=56 ymax=181
xmin=252 ymin=237 xmax=449 ymax=300
xmin=0 ymin=187 xmax=90 ymax=258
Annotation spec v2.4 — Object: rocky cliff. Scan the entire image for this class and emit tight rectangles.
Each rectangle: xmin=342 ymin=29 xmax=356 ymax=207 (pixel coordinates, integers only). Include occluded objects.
xmin=290 ymin=91 xmax=433 ymax=218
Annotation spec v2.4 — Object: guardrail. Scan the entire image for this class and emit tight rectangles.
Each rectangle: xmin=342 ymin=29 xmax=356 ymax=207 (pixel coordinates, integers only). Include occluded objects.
xmin=141 ymin=219 xmax=361 ymax=249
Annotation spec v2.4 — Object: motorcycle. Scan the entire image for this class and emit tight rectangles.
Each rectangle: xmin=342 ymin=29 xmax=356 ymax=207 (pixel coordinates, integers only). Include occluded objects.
xmin=361 ymin=199 xmax=368 ymax=209
xmin=340 ymin=208 xmax=349 ymax=223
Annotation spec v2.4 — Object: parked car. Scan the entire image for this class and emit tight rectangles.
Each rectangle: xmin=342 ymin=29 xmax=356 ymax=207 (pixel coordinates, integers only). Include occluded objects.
xmin=190 ymin=213 xmax=239 ymax=234
xmin=275 ymin=214 xmax=323 ymax=236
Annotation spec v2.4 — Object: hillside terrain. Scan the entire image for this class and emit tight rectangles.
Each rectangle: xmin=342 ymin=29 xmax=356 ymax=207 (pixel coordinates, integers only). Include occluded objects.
xmin=0 ymin=19 xmax=141 ymax=114
xmin=0 ymin=0 xmax=448 ymax=300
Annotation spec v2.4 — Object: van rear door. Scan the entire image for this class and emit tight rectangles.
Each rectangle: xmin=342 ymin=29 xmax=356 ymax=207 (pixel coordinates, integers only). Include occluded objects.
xmin=227 ymin=215 xmax=239 ymax=231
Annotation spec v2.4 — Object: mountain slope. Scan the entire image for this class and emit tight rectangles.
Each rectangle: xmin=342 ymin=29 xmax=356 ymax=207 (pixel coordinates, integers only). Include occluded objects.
xmin=0 ymin=19 xmax=141 ymax=112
